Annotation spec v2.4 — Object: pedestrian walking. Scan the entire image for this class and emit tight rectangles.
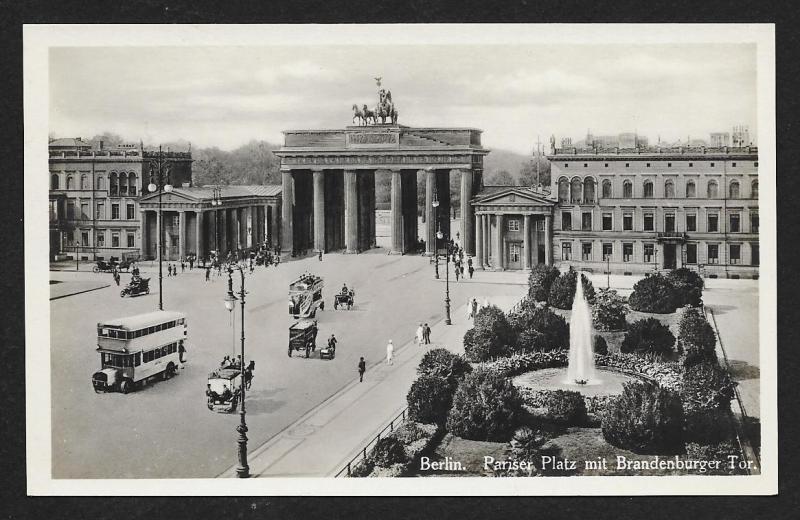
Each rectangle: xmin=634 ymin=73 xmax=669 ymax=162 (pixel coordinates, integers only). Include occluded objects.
xmin=358 ymin=357 xmax=366 ymax=382
xmin=471 ymin=297 xmax=479 ymax=319
xmin=167 ymin=264 xmax=172 ymax=277
xmin=460 ymin=265 xmax=465 ymax=279
xmin=189 ymin=256 xmax=194 ymax=270
xmin=454 ymin=267 xmax=460 ymax=282
xmin=415 ymin=323 xmax=424 ymax=344
xmin=181 ymin=259 xmax=186 ymax=273
xmin=205 ymin=266 xmax=211 ymax=282
xmin=467 ymin=298 xmax=474 ymax=320
xmin=178 ymin=341 xmax=186 ymax=364
xmin=423 ymin=323 xmax=431 ymax=344
xmin=318 ymin=249 xmax=323 ymax=261
xmin=469 ymin=264 xmax=474 ymax=279
xmin=386 ymin=340 xmax=394 ymax=365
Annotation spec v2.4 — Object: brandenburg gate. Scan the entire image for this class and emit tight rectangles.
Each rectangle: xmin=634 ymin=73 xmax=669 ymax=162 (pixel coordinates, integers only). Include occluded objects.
xmin=273 ymin=125 xmax=489 ymax=256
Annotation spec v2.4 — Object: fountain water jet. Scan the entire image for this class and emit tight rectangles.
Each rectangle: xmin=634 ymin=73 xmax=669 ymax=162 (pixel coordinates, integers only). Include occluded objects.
xmin=566 ymin=272 xmax=597 ymax=384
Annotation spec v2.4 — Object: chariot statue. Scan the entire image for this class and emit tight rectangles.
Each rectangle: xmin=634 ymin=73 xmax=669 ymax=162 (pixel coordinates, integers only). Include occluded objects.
xmin=351 ymin=78 xmax=399 ymax=126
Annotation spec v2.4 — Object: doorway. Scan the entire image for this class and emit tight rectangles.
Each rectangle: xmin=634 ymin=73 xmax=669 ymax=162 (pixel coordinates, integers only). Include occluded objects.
xmin=507 ymin=242 xmax=522 ymax=270
xmin=663 ymin=244 xmax=676 ymax=270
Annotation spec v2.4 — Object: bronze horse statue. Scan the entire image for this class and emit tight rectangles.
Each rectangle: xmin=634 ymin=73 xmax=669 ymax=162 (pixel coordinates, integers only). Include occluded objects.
xmin=376 ymin=90 xmax=398 ymax=124
xmin=352 ymin=104 xmax=377 ymax=126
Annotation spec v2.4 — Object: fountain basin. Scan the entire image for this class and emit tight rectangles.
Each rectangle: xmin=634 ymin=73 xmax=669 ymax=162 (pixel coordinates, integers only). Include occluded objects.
xmin=513 ymin=367 xmax=639 ymax=397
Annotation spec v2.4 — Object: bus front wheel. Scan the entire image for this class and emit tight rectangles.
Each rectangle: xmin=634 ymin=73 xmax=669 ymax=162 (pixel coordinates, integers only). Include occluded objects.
xmin=120 ymin=379 xmax=132 ymax=394
xmin=164 ymin=363 xmax=176 ymax=379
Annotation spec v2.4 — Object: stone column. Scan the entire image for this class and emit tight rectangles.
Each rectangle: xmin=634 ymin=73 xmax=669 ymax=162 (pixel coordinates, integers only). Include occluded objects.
xmin=195 ymin=210 xmax=203 ymax=258
xmin=495 ymin=214 xmax=505 ymax=270
xmin=475 ymin=213 xmax=484 ymax=269
xmin=313 ymin=169 xmax=326 ymax=253
xmin=344 ymin=169 xmax=358 ymax=253
xmin=155 ymin=209 xmax=162 ymax=262
xmin=218 ymin=209 xmax=227 ymax=254
xmin=425 ymin=168 xmax=435 ymax=255
xmin=523 ymin=214 xmax=531 ymax=270
xmin=390 ymin=169 xmax=403 ymax=254
xmin=483 ymin=214 xmax=490 ymax=267
xmin=139 ymin=210 xmax=148 ymax=258
xmin=459 ymin=169 xmax=474 ymax=256
xmin=178 ymin=210 xmax=186 ymax=260
xmin=545 ymin=214 xmax=552 ymax=266
xmin=532 ymin=216 xmax=539 ymax=266
xmin=281 ymin=169 xmax=294 ymax=254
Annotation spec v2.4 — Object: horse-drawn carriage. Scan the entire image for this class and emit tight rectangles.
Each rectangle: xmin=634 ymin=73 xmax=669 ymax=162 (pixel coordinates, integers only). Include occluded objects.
xmin=289 ymin=273 xmax=324 ymax=318
xmin=206 ymin=367 xmax=242 ymax=413
xmin=120 ymin=277 xmax=150 ymax=297
xmin=288 ymin=319 xmax=318 ymax=358
xmin=93 ymin=260 xmax=116 ymax=273
xmin=334 ymin=288 xmax=355 ymax=310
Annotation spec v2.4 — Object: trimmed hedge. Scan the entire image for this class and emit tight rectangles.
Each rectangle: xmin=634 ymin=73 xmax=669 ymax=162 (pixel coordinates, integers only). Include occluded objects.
xmin=522 ymin=389 xmax=587 ymax=425
xmin=628 ymin=273 xmax=680 ymax=314
xmin=528 ymin=264 xmax=561 ymax=302
xmin=548 ymin=268 xmax=596 ymax=309
xmin=352 ymin=421 xmax=439 ymax=477
xmin=463 ymin=305 xmax=517 ymax=362
xmin=594 ymin=335 xmax=609 ymax=356
xmin=407 ymin=375 xmax=455 ymax=424
xmin=446 ymin=368 xmax=524 ymax=442
xmin=667 ymin=268 xmax=705 ymax=308
xmin=592 ymin=288 xmax=628 ymax=331
xmin=681 ymin=361 xmax=736 ymax=444
xmin=621 ymin=317 xmax=676 ymax=358
xmin=601 ymin=381 xmax=685 ymax=454
xmin=510 ymin=301 xmax=570 ymax=352
xmin=416 ymin=348 xmax=472 ymax=386
xmin=677 ymin=307 xmax=717 ymax=367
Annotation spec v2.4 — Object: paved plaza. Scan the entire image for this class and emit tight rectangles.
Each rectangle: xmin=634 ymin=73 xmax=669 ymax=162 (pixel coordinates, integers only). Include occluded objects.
xmin=50 ymin=251 xmax=524 ymax=478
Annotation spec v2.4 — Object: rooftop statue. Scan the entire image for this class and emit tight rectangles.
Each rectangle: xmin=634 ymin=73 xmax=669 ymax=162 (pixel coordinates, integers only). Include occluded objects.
xmin=351 ymin=79 xmax=399 ymax=126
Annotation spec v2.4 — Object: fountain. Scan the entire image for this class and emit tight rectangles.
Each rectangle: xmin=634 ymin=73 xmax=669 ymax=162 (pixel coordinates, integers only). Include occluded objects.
xmin=566 ymin=272 xmax=597 ymax=385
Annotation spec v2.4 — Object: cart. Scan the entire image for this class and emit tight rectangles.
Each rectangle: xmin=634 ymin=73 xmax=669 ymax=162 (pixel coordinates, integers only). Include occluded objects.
xmin=288 ymin=319 xmax=318 ymax=358
xmin=288 ymin=273 xmax=324 ymax=318
xmin=334 ymin=289 xmax=355 ymax=310
xmin=207 ymin=367 xmax=242 ymax=413
xmin=120 ymin=277 xmax=150 ymax=297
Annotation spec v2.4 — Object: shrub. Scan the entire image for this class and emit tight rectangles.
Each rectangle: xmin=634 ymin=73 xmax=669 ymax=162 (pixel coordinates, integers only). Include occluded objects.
xmin=685 ymin=441 xmax=745 ymax=475
xmin=370 ymin=435 xmax=408 ymax=468
xmin=548 ymin=268 xmax=596 ymax=309
xmin=677 ymin=307 xmax=717 ymax=367
xmin=542 ymin=390 xmax=587 ymax=425
xmin=667 ymin=268 xmax=704 ymax=307
xmin=510 ymin=302 xmax=570 ymax=352
xmin=592 ymin=288 xmax=628 ymax=331
xmin=416 ymin=348 xmax=472 ymax=386
xmin=681 ymin=362 xmax=736 ymax=412
xmin=464 ymin=305 xmax=516 ymax=362
xmin=478 ymin=350 xmax=570 ymax=378
xmin=593 ymin=335 xmax=609 ymax=356
xmin=628 ymin=273 xmax=679 ymax=313
xmin=621 ymin=317 xmax=676 ymax=358
xmin=528 ymin=264 xmax=561 ymax=302
xmin=601 ymin=381 xmax=685 ymax=454
xmin=446 ymin=368 xmax=524 ymax=441
xmin=407 ymin=375 xmax=456 ymax=424
xmin=501 ymin=427 xmax=550 ymax=476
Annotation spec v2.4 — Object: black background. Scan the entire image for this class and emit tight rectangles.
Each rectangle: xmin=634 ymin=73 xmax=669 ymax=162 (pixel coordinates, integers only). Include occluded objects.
xmin=1 ymin=1 xmax=798 ymax=518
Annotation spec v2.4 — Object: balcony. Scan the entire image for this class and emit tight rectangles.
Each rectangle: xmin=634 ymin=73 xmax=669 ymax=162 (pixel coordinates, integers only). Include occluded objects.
xmin=656 ymin=231 xmax=687 ymax=242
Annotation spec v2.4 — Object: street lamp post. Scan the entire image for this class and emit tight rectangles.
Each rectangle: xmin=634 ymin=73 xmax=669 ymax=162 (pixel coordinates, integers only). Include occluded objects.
xmin=606 ymin=255 xmax=610 ymax=289
xmin=147 ymin=146 xmax=173 ymax=311
xmin=432 ymin=194 xmax=440 ymax=280
xmin=224 ymin=263 xmax=249 ymax=478
xmin=436 ymin=226 xmax=452 ymax=325
xmin=211 ymin=187 xmax=223 ymax=260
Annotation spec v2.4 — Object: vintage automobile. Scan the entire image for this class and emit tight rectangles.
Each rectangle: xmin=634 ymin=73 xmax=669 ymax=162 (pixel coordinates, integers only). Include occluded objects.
xmin=288 ymin=273 xmax=324 ymax=318
xmin=92 ymin=260 xmax=117 ymax=273
xmin=206 ymin=367 xmax=242 ymax=413
xmin=288 ymin=319 xmax=318 ymax=358
xmin=120 ymin=277 xmax=150 ymax=298
xmin=333 ymin=289 xmax=355 ymax=310
xmin=116 ymin=257 xmax=135 ymax=272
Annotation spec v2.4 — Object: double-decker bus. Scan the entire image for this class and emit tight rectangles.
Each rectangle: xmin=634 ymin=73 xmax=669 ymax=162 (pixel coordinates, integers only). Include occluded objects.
xmin=91 ymin=310 xmax=187 ymax=394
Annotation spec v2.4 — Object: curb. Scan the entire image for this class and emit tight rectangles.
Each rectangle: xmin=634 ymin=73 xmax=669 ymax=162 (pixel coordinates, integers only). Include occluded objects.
xmin=50 ymin=284 xmax=111 ymax=301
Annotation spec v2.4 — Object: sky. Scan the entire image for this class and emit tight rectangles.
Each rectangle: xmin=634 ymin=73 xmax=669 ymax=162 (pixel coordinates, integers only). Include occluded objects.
xmin=49 ymin=43 xmax=757 ymax=154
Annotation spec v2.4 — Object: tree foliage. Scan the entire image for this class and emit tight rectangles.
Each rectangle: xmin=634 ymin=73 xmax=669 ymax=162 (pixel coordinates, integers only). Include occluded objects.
xmin=592 ymin=288 xmax=629 ymax=331
xmin=407 ymin=375 xmax=456 ymax=425
xmin=677 ymin=307 xmax=717 ymax=367
xmin=464 ymin=305 xmax=516 ymax=362
xmin=446 ymin=368 xmax=524 ymax=441
xmin=548 ymin=268 xmax=596 ymax=309
xmin=510 ymin=300 xmax=569 ymax=352
xmin=628 ymin=273 xmax=680 ymax=314
xmin=416 ymin=348 xmax=472 ymax=387
xmin=621 ymin=317 xmax=675 ymax=358
xmin=666 ymin=268 xmax=705 ymax=307
xmin=527 ymin=264 xmax=561 ymax=302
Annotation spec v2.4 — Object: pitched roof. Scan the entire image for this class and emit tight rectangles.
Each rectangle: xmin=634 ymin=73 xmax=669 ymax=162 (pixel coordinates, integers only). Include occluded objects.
xmin=473 ymin=185 xmax=555 ymax=205
xmin=142 ymin=185 xmax=282 ymax=202
xmin=49 ymin=137 xmax=91 ymax=149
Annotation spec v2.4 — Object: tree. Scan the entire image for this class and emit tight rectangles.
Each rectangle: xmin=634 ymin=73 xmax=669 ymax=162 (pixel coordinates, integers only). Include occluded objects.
xmin=548 ymin=268 xmax=596 ymax=309
xmin=677 ymin=307 xmax=717 ymax=367
xmin=510 ymin=301 xmax=569 ymax=352
xmin=592 ymin=288 xmax=629 ymax=331
xmin=416 ymin=348 xmax=472 ymax=386
xmin=628 ymin=273 xmax=679 ymax=314
xmin=446 ymin=368 xmax=524 ymax=441
xmin=463 ymin=305 xmax=517 ymax=361
xmin=621 ymin=317 xmax=675 ymax=358
xmin=518 ymin=158 xmax=551 ymax=187
xmin=667 ymin=268 xmax=705 ymax=307
xmin=407 ymin=375 xmax=456 ymax=424
xmin=487 ymin=169 xmax=515 ymax=186
xmin=527 ymin=264 xmax=561 ymax=302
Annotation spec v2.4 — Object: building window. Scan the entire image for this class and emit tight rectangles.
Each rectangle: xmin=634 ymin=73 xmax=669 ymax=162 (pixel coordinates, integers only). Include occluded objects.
xmin=96 ymin=202 xmax=105 ymax=219
xmin=623 ymin=243 xmax=633 ymax=262
xmin=751 ymin=180 xmax=758 ymax=199
xmin=602 ymin=213 xmax=612 ymax=231
xmin=664 ymin=180 xmax=675 ymax=198
xmin=127 ymin=203 xmax=135 ymax=220
xmin=562 ymin=242 xmax=572 ymax=261
xmin=51 ymin=174 xmax=59 ymax=190
xmin=602 ymin=243 xmax=612 ymax=261
xmin=689 ymin=163 xmax=693 ymax=167
xmin=625 ymin=163 xmax=629 ymax=167
xmin=601 ymin=179 xmax=612 ymax=198
xmin=665 ymin=213 xmax=675 ymax=232
xmin=751 ymin=244 xmax=759 ymax=266
xmin=732 ymin=162 xmax=737 ymax=167
xmin=112 ymin=233 xmax=120 ymax=248
xmin=119 ymin=172 xmax=128 ymax=196
xmin=583 ymin=163 xmax=588 ymax=168
xmin=508 ymin=219 xmax=520 ymax=232
xmin=707 ymin=244 xmax=719 ymax=264
xmin=570 ymin=178 xmax=582 ymax=203
xmin=623 ymin=180 xmax=632 ymax=198
xmin=686 ymin=243 xmax=697 ymax=264
xmin=686 ymin=181 xmax=696 ymax=198
xmin=711 ymin=162 xmax=715 ymax=167
xmin=111 ymin=203 xmax=120 ymax=220
xmin=751 ymin=212 xmax=759 ymax=233
xmin=730 ymin=244 xmax=741 ymax=265
xmin=707 ymin=214 xmax=719 ymax=232
xmin=109 ymin=172 xmax=118 ymax=196
xmin=582 ymin=243 xmax=592 ymax=261
xmin=643 ymin=181 xmax=654 ymax=198
xmin=564 ymin=163 xmax=569 ymax=168
xmin=66 ymin=232 xmax=75 ymax=246
xmin=643 ymin=212 xmax=654 ymax=231
xmin=646 ymin=163 xmax=651 ymax=168
xmin=127 ymin=233 xmax=135 ymax=248
xmin=66 ymin=176 xmax=73 ymax=190
xmin=707 ymin=180 xmax=719 ymax=198
xmin=80 ymin=202 xmax=89 ymax=220
xmin=604 ymin=163 xmax=609 ymax=168
xmin=686 ymin=214 xmax=697 ymax=232
xmin=754 ymin=161 xmax=758 ymax=167
xmin=644 ymin=243 xmax=654 ymax=263
xmin=623 ymin=212 xmax=633 ymax=231
xmin=96 ymin=232 xmax=105 ymax=247
xmin=558 ymin=178 xmax=569 ymax=202
xmin=729 ymin=181 xmax=740 ymax=199
xmin=81 ymin=174 xmax=89 ymax=190
xmin=97 ymin=176 xmax=105 ymax=190
xmin=583 ymin=178 xmax=595 ymax=203
xmin=81 ymin=231 xmax=89 ymax=246
xmin=581 ymin=212 xmax=592 ymax=231
xmin=67 ymin=200 xmax=75 ymax=219
xmin=562 ymin=212 xmax=572 ymax=231
xmin=729 ymin=213 xmax=740 ymax=233
xmin=510 ymin=244 xmax=520 ymax=263
xmin=128 ymin=173 xmax=137 ymax=196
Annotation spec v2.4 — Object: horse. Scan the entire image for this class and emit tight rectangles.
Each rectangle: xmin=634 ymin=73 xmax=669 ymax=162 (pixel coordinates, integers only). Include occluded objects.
xmin=376 ymin=103 xmax=398 ymax=125
xmin=352 ymin=104 xmax=365 ymax=126
xmin=361 ymin=104 xmax=377 ymax=125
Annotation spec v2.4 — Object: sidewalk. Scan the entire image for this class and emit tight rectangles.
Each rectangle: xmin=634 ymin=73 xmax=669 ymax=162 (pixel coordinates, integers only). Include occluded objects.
xmin=219 ymin=292 xmax=523 ymax=478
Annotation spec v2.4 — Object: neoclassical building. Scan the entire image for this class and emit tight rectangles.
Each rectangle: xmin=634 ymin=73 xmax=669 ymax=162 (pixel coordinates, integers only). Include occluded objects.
xmin=547 ymin=139 xmax=759 ymax=278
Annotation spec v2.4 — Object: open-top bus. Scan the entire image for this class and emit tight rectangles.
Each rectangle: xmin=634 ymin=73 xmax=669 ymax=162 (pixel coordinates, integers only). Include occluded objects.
xmin=92 ymin=310 xmax=187 ymax=394
xmin=288 ymin=272 xmax=324 ymax=318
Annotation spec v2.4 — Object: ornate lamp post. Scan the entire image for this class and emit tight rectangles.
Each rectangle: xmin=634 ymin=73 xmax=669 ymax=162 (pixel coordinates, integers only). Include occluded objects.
xmin=432 ymin=192 xmax=440 ymax=280
xmin=436 ymin=225 xmax=452 ymax=325
xmin=147 ymin=146 xmax=173 ymax=311
xmin=224 ymin=263 xmax=249 ymax=478
xmin=211 ymin=186 xmax=223 ymax=258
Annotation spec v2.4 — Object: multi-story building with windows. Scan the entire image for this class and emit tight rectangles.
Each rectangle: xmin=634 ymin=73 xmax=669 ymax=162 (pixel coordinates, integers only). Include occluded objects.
xmin=48 ymin=138 xmax=193 ymax=261
xmin=547 ymin=133 xmax=759 ymax=278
